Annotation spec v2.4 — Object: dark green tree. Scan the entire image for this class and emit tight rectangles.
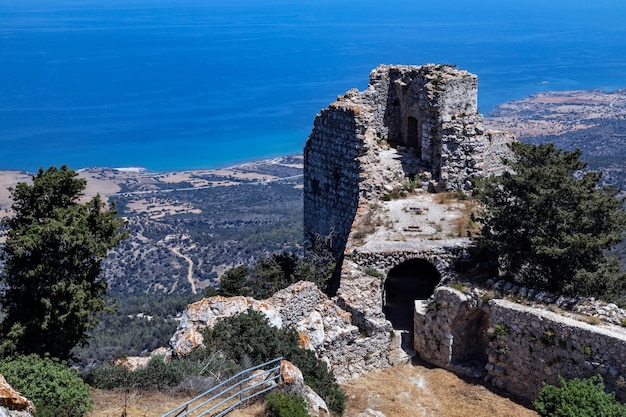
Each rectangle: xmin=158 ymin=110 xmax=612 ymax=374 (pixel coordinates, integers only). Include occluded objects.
xmin=475 ymin=143 xmax=626 ymax=297
xmin=211 ymin=245 xmax=335 ymax=300
xmin=0 ymin=165 xmax=128 ymax=360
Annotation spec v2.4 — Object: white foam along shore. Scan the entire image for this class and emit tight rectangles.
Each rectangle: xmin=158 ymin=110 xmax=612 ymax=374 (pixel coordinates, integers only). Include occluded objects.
xmin=112 ymin=167 xmax=147 ymax=173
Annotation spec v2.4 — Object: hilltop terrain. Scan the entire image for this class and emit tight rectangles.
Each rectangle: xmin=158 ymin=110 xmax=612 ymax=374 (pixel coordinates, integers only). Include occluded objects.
xmin=0 ymin=90 xmax=625 ymax=365
xmin=1 ymin=155 xmax=304 ymax=295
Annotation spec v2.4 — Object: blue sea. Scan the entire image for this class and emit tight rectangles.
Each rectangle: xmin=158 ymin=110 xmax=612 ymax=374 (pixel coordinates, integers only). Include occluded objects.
xmin=1 ymin=0 xmax=626 ymax=172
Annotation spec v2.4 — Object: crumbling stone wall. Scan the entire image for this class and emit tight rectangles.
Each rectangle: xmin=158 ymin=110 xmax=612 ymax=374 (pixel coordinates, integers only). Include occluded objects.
xmin=415 ymin=287 xmax=626 ymax=401
xmin=304 ymin=64 xmax=513 ymax=256
xmin=303 ymin=103 xmax=365 ymax=257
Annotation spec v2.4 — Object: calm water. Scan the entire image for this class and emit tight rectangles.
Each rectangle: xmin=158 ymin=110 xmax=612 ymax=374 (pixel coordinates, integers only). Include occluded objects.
xmin=1 ymin=0 xmax=625 ymax=172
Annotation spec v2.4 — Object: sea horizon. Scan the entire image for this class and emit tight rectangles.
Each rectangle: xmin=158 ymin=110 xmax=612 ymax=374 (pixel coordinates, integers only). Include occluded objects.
xmin=2 ymin=0 xmax=626 ymax=172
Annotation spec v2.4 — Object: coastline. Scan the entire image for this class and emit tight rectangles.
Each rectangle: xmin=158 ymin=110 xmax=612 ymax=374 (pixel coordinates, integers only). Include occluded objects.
xmin=2 ymin=86 xmax=626 ymax=207
xmin=0 ymin=155 xmax=305 ymax=213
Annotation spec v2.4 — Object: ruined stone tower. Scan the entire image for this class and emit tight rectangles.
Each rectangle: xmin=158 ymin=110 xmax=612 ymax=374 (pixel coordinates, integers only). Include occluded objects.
xmin=304 ymin=64 xmax=513 ymax=257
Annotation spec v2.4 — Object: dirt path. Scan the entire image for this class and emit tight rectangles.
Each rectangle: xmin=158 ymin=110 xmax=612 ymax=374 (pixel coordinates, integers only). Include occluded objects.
xmin=171 ymin=247 xmax=197 ymax=294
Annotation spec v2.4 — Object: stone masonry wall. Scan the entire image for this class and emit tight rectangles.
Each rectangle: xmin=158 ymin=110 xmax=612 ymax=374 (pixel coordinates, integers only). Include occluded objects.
xmin=351 ymin=246 xmax=471 ymax=279
xmin=303 ymin=103 xmax=364 ymax=258
xmin=415 ymin=287 xmax=626 ymax=401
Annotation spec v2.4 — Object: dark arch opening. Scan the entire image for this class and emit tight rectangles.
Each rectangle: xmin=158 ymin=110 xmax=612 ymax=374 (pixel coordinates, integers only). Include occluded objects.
xmin=407 ymin=116 xmax=420 ymax=155
xmin=383 ymin=259 xmax=440 ymax=331
xmin=451 ymin=308 xmax=490 ymax=375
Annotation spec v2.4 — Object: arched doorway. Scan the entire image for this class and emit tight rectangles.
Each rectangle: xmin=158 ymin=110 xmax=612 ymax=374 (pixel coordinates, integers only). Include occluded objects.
xmin=383 ymin=259 xmax=440 ymax=331
xmin=407 ymin=116 xmax=421 ymax=157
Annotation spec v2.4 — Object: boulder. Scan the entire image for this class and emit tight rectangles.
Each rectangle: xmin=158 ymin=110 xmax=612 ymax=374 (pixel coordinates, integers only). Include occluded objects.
xmin=114 ymin=347 xmax=170 ymax=371
xmin=0 ymin=375 xmax=34 ymax=416
xmin=302 ymin=385 xmax=329 ymax=417
xmin=280 ymin=360 xmax=304 ymax=387
xmin=280 ymin=360 xmax=329 ymax=417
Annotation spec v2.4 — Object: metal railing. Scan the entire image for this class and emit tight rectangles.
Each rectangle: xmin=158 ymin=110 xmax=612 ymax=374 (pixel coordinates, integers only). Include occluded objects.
xmin=161 ymin=357 xmax=283 ymax=417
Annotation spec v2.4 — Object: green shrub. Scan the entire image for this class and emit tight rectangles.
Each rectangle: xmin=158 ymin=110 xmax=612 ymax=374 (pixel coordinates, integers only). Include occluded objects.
xmin=81 ymin=361 xmax=130 ymax=390
xmin=265 ymin=391 xmax=311 ymax=417
xmin=364 ymin=267 xmax=383 ymax=279
xmin=83 ymin=350 xmax=237 ymax=391
xmin=203 ymin=309 xmax=346 ymax=414
xmin=534 ymin=375 xmax=626 ymax=417
xmin=0 ymin=354 xmax=93 ymax=417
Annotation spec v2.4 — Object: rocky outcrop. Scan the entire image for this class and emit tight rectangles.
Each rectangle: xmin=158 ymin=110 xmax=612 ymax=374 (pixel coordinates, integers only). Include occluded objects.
xmin=115 ymin=347 xmax=170 ymax=371
xmin=169 ymin=295 xmax=282 ymax=357
xmin=168 ymin=281 xmax=399 ymax=382
xmin=0 ymin=376 xmax=34 ymax=417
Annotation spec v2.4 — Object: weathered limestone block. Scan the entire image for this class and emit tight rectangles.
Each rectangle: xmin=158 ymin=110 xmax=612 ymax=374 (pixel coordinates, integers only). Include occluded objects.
xmin=296 ymin=311 xmax=325 ymax=350
xmin=268 ymin=281 xmax=322 ymax=327
xmin=0 ymin=376 xmax=34 ymax=416
xmin=280 ymin=360 xmax=329 ymax=417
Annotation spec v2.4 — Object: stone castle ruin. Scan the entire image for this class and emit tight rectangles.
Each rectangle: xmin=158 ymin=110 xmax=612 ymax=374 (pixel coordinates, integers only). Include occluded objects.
xmin=301 ymin=64 xmax=626 ymax=402
xmin=168 ymin=64 xmax=626 ymax=407
xmin=304 ymin=64 xmax=513 ymax=258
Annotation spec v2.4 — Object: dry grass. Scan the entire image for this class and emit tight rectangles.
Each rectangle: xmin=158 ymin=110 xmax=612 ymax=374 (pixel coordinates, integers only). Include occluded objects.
xmin=88 ymin=388 xmax=266 ymax=417
xmin=341 ymin=362 xmax=538 ymax=417
xmin=433 ymin=192 xmax=481 ymax=237
xmin=90 ymin=363 xmax=539 ymax=417
xmin=454 ymin=199 xmax=480 ymax=238
xmin=88 ymin=388 xmax=195 ymax=417
xmin=352 ymin=204 xmax=391 ymax=242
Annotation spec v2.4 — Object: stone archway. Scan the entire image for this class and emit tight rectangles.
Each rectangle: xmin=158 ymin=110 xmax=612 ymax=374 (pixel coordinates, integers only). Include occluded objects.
xmin=450 ymin=308 xmax=490 ymax=374
xmin=383 ymin=258 xmax=440 ymax=331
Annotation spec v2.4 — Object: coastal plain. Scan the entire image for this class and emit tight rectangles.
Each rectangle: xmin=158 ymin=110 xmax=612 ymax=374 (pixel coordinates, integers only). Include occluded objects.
xmin=485 ymin=88 xmax=626 ymax=138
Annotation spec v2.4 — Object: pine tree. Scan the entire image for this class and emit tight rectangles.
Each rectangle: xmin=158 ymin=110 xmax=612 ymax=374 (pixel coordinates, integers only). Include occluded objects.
xmin=475 ymin=142 xmax=626 ymax=297
xmin=0 ymin=165 xmax=128 ymax=360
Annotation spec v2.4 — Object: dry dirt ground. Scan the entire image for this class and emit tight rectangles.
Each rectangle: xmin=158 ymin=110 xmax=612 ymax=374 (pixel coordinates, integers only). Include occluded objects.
xmin=89 ymin=362 xmax=538 ymax=417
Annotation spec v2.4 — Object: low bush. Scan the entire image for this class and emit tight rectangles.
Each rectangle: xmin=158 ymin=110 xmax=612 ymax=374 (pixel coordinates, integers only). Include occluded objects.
xmin=83 ymin=350 xmax=239 ymax=392
xmin=265 ymin=391 xmax=311 ymax=417
xmin=534 ymin=375 xmax=626 ymax=417
xmin=203 ymin=309 xmax=346 ymax=414
xmin=0 ymin=354 xmax=93 ymax=417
